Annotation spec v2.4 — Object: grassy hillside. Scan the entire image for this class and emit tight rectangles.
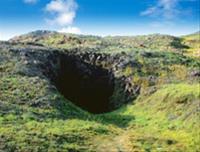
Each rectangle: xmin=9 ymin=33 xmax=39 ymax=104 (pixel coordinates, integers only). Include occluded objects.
xmin=0 ymin=31 xmax=200 ymax=151
xmin=1 ymin=81 xmax=199 ymax=151
xmin=11 ymin=31 xmax=199 ymax=56
xmin=181 ymin=32 xmax=200 ymax=57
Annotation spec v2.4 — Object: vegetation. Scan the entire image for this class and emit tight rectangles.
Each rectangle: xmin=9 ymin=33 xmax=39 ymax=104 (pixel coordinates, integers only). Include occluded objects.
xmin=11 ymin=30 xmax=200 ymax=57
xmin=181 ymin=32 xmax=200 ymax=57
xmin=0 ymin=31 xmax=199 ymax=151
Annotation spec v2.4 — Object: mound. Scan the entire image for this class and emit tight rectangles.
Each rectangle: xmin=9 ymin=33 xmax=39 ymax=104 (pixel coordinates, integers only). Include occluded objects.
xmin=0 ymin=31 xmax=199 ymax=151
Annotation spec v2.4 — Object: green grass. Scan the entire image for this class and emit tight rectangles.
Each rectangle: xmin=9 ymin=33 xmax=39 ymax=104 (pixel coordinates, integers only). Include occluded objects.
xmin=1 ymin=76 xmax=199 ymax=151
xmin=98 ymin=83 xmax=200 ymax=151
xmin=1 ymin=32 xmax=200 ymax=151
xmin=181 ymin=33 xmax=200 ymax=58
xmin=10 ymin=31 xmax=199 ymax=57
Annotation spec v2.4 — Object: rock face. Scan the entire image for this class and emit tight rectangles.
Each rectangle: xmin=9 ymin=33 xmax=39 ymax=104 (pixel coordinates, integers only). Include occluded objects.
xmin=3 ymin=35 xmax=199 ymax=113
xmin=42 ymin=51 xmax=140 ymax=113
xmin=4 ymin=42 xmax=139 ymax=113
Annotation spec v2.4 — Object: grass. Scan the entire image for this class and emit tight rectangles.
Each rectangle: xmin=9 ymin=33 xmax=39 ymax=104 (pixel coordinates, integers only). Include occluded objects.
xmin=182 ymin=33 xmax=200 ymax=58
xmin=10 ymin=31 xmax=200 ymax=58
xmin=99 ymin=83 xmax=200 ymax=151
xmin=1 ymin=32 xmax=200 ymax=151
xmin=1 ymin=75 xmax=199 ymax=151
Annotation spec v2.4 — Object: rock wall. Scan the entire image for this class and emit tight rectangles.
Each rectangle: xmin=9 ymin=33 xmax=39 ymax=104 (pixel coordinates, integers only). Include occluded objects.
xmin=7 ymin=43 xmax=140 ymax=113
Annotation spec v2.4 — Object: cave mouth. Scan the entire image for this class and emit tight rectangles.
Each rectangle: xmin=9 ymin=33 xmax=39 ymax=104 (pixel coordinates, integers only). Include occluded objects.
xmin=54 ymin=55 xmax=115 ymax=114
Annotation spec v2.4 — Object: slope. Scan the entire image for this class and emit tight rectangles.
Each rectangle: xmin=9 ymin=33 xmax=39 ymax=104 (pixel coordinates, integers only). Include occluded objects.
xmin=0 ymin=31 xmax=200 ymax=151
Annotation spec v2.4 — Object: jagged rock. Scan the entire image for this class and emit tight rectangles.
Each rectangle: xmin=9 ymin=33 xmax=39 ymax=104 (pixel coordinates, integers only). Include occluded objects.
xmin=0 ymin=42 xmax=141 ymax=113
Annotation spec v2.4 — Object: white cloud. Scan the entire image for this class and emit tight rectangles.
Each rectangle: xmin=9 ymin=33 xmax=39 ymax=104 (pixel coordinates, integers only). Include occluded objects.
xmin=24 ymin=0 xmax=38 ymax=4
xmin=55 ymin=12 xmax=76 ymax=26
xmin=140 ymin=0 xmax=198 ymax=35
xmin=58 ymin=26 xmax=81 ymax=34
xmin=45 ymin=0 xmax=81 ymax=35
xmin=141 ymin=7 xmax=157 ymax=16
xmin=140 ymin=0 xmax=196 ymax=19
xmin=45 ymin=0 xmax=78 ymax=26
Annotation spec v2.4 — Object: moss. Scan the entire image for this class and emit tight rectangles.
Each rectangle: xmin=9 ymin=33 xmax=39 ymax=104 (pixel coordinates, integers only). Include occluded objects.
xmin=0 ymin=32 xmax=200 ymax=151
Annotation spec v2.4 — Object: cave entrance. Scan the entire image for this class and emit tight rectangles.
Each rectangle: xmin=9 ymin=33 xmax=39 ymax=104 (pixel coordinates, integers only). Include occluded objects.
xmin=55 ymin=55 xmax=115 ymax=114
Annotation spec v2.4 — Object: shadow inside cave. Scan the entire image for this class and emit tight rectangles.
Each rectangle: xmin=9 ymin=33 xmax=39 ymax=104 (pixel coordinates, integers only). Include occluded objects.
xmin=54 ymin=54 xmax=115 ymax=114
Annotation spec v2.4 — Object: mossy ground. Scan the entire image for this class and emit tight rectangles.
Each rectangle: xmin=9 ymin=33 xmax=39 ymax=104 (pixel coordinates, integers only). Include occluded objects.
xmin=1 ymin=75 xmax=199 ymax=151
xmin=1 ymin=32 xmax=200 ymax=151
xmin=182 ymin=33 xmax=200 ymax=57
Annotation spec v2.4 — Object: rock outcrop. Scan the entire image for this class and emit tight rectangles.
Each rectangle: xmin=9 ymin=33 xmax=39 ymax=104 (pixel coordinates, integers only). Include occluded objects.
xmin=2 ymin=42 xmax=140 ymax=113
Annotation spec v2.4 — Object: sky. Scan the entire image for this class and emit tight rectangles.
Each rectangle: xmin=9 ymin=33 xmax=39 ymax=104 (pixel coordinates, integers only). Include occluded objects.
xmin=0 ymin=0 xmax=199 ymax=40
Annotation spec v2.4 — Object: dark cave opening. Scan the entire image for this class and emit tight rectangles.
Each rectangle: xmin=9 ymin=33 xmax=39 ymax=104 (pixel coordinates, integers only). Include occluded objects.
xmin=54 ymin=55 xmax=115 ymax=114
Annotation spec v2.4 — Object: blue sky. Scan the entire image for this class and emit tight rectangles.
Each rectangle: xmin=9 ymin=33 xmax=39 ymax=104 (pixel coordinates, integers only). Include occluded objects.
xmin=0 ymin=0 xmax=199 ymax=40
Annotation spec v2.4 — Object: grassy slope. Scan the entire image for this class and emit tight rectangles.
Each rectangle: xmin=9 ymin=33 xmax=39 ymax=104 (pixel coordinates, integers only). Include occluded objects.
xmin=11 ymin=31 xmax=198 ymax=55
xmin=1 ymin=32 xmax=200 ymax=151
xmin=1 ymin=77 xmax=199 ymax=151
xmin=97 ymin=83 xmax=200 ymax=151
xmin=181 ymin=32 xmax=200 ymax=57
